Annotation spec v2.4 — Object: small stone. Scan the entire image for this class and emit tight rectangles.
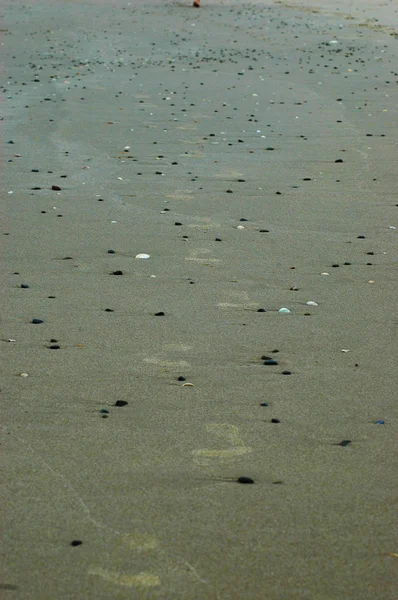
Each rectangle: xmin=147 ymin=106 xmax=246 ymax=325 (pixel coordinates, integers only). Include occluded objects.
xmin=112 ymin=270 xmax=123 ymax=275
xmin=375 ymin=420 xmax=385 ymax=425
xmin=264 ymin=359 xmax=278 ymax=365
xmin=257 ymin=308 xmax=266 ymax=313
xmin=237 ymin=476 xmax=254 ymax=484
xmin=177 ymin=376 xmax=186 ymax=381
xmin=182 ymin=382 xmax=194 ymax=387
xmin=19 ymin=372 xmax=29 ymax=377
xmin=237 ymin=225 xmax=245 ymax=230
xmin=278 ymin=308 xmax=290 ymax=314
xmin=135 ymin=253 xmax=150 ymax=259
xmin=49 ymin=345 xmax=60 ymax=350
xmin=114 ymin=400 xmax=128 ymax=407
xmin=20 ymin=284 xmax=30 ymax=289
xmin=105 ymin=308 xmax=114 ymax=312
xmin=336 ymin=440 xmax=351 ymax=447
xmin=306 ymin=301 xmax=318 ymax=306
xmin=70 ymin=540 xmax=82 ymax=547
xmin=51 ymin=185 xmax=61 ymax=191
xmin=260 ymin=402 xmax=269 ymax=406
xmin=155 ymin=312 xmax=165 ymax=316
xmin=31 ymin=318 xmax=43 ymax=324
xmin=282 ymin=370 xmax=292 ymax=375
xmin=99 ymin=409 xmax=109 ymax=414
xmin=271 ymin=418 xmax=280 ymax=423
xmin=107 ymin=249 xmax=115 ymax=254
xmin=175 ymin=222 xmax=183 ymax=226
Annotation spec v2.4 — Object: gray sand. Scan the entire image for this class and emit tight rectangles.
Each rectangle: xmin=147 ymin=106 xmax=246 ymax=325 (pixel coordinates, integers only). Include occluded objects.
xmin=1 ymin=1 xmax=397 ymax=598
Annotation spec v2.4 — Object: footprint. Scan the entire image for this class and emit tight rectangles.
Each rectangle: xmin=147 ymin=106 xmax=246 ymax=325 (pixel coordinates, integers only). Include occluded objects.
xmin=192 ymin=423 xmax=252 ymax=467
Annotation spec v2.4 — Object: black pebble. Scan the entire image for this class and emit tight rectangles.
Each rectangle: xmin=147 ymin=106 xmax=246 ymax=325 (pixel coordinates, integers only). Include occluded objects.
xmin=271 ymin=349 xmax=279 ymax=353
xmin=20 ymin=284 xmax=30 ymax=289
xmin=257 ymin=308 xmax=266 ymax=313
xmin=282 ymin=370 xmax=291 ymax=375
xmin=237 ymin=476 xmax=254 ymax=484
xmin=52 ymin=185 xmax=61 ymax=191
xmin=105 ymin=308 xmax=114 ymax=312
xmin=240 ymin=218 xmax=248 ymax=222
xmin=336 ymin=440 xmax=352 ymax=447
xmin=99 ymin=409 xmax=109 ymax=414
xmin=215 ymin=238 xmax=222 ymax=242
xmin=155 ymin=312 xmax=165 ymax=316
xmin=344 ymin=262 xmax=351 ymax=266
xmin=260 ymin=402 xmax=269 ymax=407
xmin=357 ymin=235 xmax=366 ymax=239
xmin=259 ymin=229 xmax=269 ymax=233
xmin=107 ymin=249 xmax=115 ymax=254
xmin=178 ymin=376 xmax=186 ymax=381
xmin=112 ymin=270 xmax=123 ymax=275
xmin=49 ymin=345 xmax=60 ymax=350
xmin=175 ymin=222 xmax=182 ymax=226
xmin=70 ymin=540 xmax=82 ymax=547
xmin=264 ymin=359 xmax=278 ymax=365
xmin=50 ymin=338 xmax=58 ymax=343
xmin=335 ymin=159 xmax=344 ymax=163
xmin=114 ymin=400 xmax=128 ymax=407
xmin=332 ymin=264 xmax=339 ymax=268
xmin=31 ymin=318 xmax=43 ymax=324
xmin=271 ymin=418 xmax=280 ymax=423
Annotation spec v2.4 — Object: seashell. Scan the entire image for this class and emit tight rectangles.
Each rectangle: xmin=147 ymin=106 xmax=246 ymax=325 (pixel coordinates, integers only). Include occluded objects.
xmin=306 ymin=301 xmax=318 ymax=306
xmin=135 ymin=253 xmax=150 ymax=259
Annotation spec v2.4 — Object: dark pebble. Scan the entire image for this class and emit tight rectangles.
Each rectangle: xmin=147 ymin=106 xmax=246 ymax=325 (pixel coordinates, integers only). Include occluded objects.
xmin=237 ymin=476 xmax=254 ymax=484
xmin=332 ymin=264 xmax=339 ymax=268
xmin=20 ymin=284 xmax=30 ymax=288
xmin=259 ymin=229 xmax=269 ymax=233
xmin=175 ymin=222 xmax=182 ymax=226
xmin=271 ymin=418 xmax=280 ymax=423
xmin=260 ymin=402 xmax=269 ymax=407
xmin=282 ymin=370 xmax=291 ymax=375
xmin=49 ymin=345 xmax=60 ymax=350
xmin=105 ymin=308 xmax=114 ymax=312
xmin=70 ymin=540 xmax=82 ymax=547
xmin=257 ymin=308 xmax=266 ymax=313
xmin=31 ymin=318 xmax=43 ymax=324
xmin=226 ymin=190 xmax=233 ymax=193
xmin=357 ymin=235 xmax=366 ymax=239
xmin=271 ymin=349 xmax=279 ymax=353
xmin=264 ymin=359 xmax=278 ymax=365
xmin=336 ymin=440 xmax=352 ymax=447
xmin=107 ymin=249 xmax=115 ymax=254
xmin=99 ymin=409 xmax=109 ymax=414
xmin=272 ymin=481 xmax=284 ymax=485
xmin=50 ymin=339 xmax=58 ymax=343
xmin=334 ymin=159 xmax=344 ymax=163
xmin=114 ymin=400 xmax=128 ymax=407
xmin=375 ymin=420 xmax=385 ymax=425
xmin=112 ymin=271 xmax=123 ymax=275
xmin=344 ymin=262 xmax=351 ymax=265
xmin=155 ymin=312 xmax=165 ymax=316
xmin=215 ymin=238 xmax=222 ymax=242
xmin=178 ymin=376 xmax=186 ymax=381
xmin=51 ymin=185 xmax=61 ymax=191
xmin=240 ymin=218 xmax=248 ymax=222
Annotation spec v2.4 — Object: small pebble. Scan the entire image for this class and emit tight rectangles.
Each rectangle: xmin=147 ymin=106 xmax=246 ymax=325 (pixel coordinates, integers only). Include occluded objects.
xmin=278 ymin=308 xmax=290 ymax=314
xmin=271 ymin=418 xmax=280 ymax=423
xmin=375 ymin=420 xmax=385 ymax=425
xmin=19 ymin=372 xmax=29 ymax=377
xmin=31 ymin=318 xmax=43 ymax=324
xmin=306 ymin=301 xmax=318 ymax=306
xmin=264 ymin=359 xmax=278 ymax=365
xmin=260 ymin=402 xmax=269 ymax=407
xmin=49 ymin=345 xmax=60 ymax=350
xmin=237 ymin=476 xmax=254 ymax=484
xmin=178 ymin=376 xmax=186 ymax=381
xmin=112 ymin=270 xmax=123 ymax=275
xmin=107 ymin=249 xmax=115 ymax=254
xmin=257 ymin=308 xmax=266 ymax=313
xmin=114 ymin=400 xmax=128 ymax=407
xmin=282 ymin=370 xmax=292 ymax=375
xmin=105 ymin=308 xmax=114 ymax=312
xmin=70 ymin=540 xmax=82 ymax=547
xmin=20 ymin=284 xmax=30 ymax=289
xmin=51 ymin=185 xmax=61 ymax=191
xmin=99 ymin=409 xmax=109 ymax=414
xmin=155 ymin=312 xmax=165 ymax=316
xmin=336 ymin=440 xmax=352 ymax=447
xmin=135 ymin=253 xmax=150 ymax=259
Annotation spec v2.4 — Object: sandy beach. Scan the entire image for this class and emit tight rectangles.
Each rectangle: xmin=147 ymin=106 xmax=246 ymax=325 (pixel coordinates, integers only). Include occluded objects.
xmin=1 ymin=1 xmax=397 ymax=598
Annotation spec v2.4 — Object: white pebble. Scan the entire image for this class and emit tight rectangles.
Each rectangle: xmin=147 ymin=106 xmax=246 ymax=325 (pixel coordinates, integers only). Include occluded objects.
xmin=341 ymin=349 xmax=350 ymax=353
xmin=278 ymin=307 xmax=291 ymax=313
xmin=124 ymin=145 xmax=131 ymax=151
xmin=8 ymin=339 xmax=16 ymax=342
xmin=306 ymin=301 xmax=318 ymax=306
xmin=237 ymin=225 xmax=245 ymax=230
xmin=19 ymin=372 xmax=29 ymax=377
xmin=321 ymin=272 xmax=330 ymax=276
xmin=135 ymin=253 xmax=150 ymax=259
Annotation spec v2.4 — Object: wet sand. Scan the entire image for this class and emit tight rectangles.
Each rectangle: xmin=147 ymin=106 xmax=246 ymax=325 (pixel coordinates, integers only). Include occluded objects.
xmin=1 ymin=1 xmax=397 ymax=598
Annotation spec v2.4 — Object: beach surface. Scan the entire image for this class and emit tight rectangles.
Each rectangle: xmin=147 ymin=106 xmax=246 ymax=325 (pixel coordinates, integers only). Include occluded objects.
xmin=1 ymin=1 xmax=397 ymax=598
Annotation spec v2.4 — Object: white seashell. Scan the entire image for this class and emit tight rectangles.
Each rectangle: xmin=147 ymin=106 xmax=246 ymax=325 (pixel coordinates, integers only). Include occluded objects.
xmin=341 ymin=349 xmax=350 ymax=353
xmin=306 ymin=301 xmax=318 ymax=306
xmin=8 ymin=339 xmax=16 ymax=342
xmin=237 ymin=225 xmax=245 ymax=229
xmin=135 ymin=253 xmax=150 ymax=259
xmin=182 ymin=382 xmax=194 ymax=387
xmin=19 ymin=372 xmax=29 ymax=377
xmin=124 ymin=146 xmax=131 ymax=151
xmin=278 ymin=307 xmax=290 ymax=313
xmin=321 ymin=272 xmax=330 ymax=275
